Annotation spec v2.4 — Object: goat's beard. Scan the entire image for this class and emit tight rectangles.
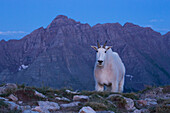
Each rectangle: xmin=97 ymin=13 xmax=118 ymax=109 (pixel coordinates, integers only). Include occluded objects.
xmin=97 ymin=62 xmax=104 ymax=67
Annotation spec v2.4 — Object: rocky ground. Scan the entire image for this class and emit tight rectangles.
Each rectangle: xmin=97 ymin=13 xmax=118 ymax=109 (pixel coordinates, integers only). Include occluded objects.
xmin=0 ymin=83 xmax=169 ymax=113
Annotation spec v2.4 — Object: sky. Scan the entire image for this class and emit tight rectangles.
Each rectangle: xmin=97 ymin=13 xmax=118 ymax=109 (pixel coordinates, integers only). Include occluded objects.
xmin=0 ymin=0 xmax=170 ymax=40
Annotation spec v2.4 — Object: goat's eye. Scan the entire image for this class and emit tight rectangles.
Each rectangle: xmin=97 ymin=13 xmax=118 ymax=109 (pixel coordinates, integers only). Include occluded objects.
xmin=105 ymin=51 xmax=107 ymax=53
xmin=96 ymin=51 xmax=98 ymax=52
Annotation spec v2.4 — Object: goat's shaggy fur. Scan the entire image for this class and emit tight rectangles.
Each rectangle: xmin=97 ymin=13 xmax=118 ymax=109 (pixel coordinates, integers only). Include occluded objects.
xmin=93 ymin=47 xmax=125 ymax=93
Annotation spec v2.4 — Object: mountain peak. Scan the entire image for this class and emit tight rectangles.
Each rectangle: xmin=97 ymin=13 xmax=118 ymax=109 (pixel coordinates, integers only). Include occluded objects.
xmin=54 ymin=15 xmax=69 ymax=20
xmin=47 ymin=15 xmax=77 ymax=29
xmin=123 ymin=22 xmax=139 ymax=28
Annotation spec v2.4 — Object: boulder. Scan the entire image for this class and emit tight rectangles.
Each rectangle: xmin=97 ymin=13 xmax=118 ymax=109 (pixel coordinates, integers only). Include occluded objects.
xmin=60 ymin=102 xmax=80 ymax=108
xmin=4 ymin=100 xmax=21 ymax=110
xmin=55 ymin=96 xmax=71 ymax=102
xmin=73 ymin=95 xmax=89 ymax=102
xmin=66 ymin=89 xmax=80 ymax=94
xmin=79 ymin=106 xmax=96 ymax=113
xmin=35 ymin=101 xmax=60 ymax=112
xmin=20 ymin=105 xmax=31 ymax=111
xmin=124 ymin=97 xmax=135 ymax=111
xmin=0 ymin=83 xmax=17 ymax=94
xmin=133 ymin=109 xmax=141 ymax=113
xmin=23 ymin=110 xmax=40 ymax=113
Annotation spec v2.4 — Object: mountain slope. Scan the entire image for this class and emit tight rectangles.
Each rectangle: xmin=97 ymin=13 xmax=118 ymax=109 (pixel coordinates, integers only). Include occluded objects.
xmin=0 ymin=15 xmax=169 ymax=91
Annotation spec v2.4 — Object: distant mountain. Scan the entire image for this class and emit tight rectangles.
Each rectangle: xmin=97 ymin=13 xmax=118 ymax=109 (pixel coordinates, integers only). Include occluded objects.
xmin=0 ymin=15 xmax=169 ymax=91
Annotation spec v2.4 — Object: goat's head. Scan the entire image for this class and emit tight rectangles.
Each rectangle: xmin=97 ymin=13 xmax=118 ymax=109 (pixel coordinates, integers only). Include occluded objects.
xmin=91 ymin=41 xmax=112 ymax=67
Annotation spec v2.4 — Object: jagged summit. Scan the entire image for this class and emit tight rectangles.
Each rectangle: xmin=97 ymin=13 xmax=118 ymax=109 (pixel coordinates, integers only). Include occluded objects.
xmin=47 ymin=15 xmax=79 ymax=29
xmin=123 ymin=22 xmax=139 ymax=28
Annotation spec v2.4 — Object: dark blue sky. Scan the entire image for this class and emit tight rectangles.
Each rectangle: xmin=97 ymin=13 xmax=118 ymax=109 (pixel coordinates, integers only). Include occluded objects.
xmin=0 ymin=0 xmax=170 ymax=40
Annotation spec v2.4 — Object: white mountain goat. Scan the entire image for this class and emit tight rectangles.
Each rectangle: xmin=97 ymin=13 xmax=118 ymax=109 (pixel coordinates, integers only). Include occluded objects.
xmin=91 ymin=41 xmax=125 ymax=92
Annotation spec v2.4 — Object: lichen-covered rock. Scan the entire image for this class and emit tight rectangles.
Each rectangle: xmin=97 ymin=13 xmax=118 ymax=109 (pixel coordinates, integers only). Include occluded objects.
xmin=73 ymin=95 xmax=89 ymax=102
xmin=79 ymin=106 xmax=96 ymax=113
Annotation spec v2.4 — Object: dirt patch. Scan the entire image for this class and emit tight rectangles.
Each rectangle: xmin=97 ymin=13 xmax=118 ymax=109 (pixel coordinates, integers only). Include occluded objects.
xmin=14 ymin=89 xmax=45 ymax=103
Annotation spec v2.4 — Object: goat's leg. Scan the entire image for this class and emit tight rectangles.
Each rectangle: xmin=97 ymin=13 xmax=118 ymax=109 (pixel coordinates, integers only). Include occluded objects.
xmin=118 ymin=76 xmax=125 ymax=93
xmin=111 ymin=82 xmax=118 ymax=92
xmin=106 ymin=85 xmax=111 ymax=92
xmin=95 ymin=83 xmax=104 ymax=91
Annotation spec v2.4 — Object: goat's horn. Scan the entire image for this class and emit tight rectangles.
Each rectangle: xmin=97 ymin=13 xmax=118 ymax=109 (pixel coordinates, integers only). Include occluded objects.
xmin=97 ymin=40 xmax=101 ymax=48
xmin=103 ymin=41 xmax=107 ymax=48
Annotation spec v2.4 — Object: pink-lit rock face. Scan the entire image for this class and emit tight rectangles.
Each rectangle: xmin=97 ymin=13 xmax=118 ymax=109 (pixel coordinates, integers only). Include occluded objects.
xmin=0 ymin=15 xmax=170 ymax=91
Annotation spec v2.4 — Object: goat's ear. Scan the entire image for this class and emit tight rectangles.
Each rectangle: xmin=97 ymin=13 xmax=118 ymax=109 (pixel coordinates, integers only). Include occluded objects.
xmin=106 ymin=46 xmax=112 ymax=51
xmin=91 ymin=46 xmax=98 ymax=51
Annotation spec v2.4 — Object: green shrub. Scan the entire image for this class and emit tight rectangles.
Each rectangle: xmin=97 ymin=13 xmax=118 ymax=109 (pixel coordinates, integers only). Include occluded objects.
xmin=162 ymin=85 xmax=170 ymax=94
xmin=156 ymin=105 xmax=170 ymax=113
xmin=84 ymin=102 xmax=108 ymax=111
xmin=122 ymin=93 xmax=139 ymax=100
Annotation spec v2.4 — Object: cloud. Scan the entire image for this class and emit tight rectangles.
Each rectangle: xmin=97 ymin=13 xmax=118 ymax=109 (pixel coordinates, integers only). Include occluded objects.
xmin=144 ymin=24 xmax=153 ymax=28
xmin=150 ymin=19 xmax=164 ymax=23
xmin=0 ymin=31 xmax=27 ymax=35
xmin=155 ymin=28 xmax=170 ymax=32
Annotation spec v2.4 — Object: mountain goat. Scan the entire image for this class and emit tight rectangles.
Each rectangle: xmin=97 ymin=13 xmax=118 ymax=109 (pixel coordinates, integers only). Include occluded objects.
xmin=91 ymin=41 xmax=125 ymax=92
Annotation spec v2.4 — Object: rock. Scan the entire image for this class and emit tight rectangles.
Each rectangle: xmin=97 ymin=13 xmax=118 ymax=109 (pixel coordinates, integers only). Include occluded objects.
xmin=34 ymin=90 xmax=46 ymax=98
xmin=32 ymin=106 xmax=45 ymax=113
xmin=66 ymin=89 xmax=80 ymax=94
xmin=136 ymin=100 xmax=147 ymax=108
xmin=140 ymin=108 xmax=150 ymax=113
xmin=106 ymin=94 xmax=123 ymax=100
xmin=23 ymin=110 xmax=40 ymax=113
xmin=18 ymin=101 xmax=23 ymax=104
xmin=79 ymin=106 xmax=96 ymax=113
xmin=32 ymin=101 xmax=60 ymax=113
xmin=96 ymin=111 xmax=115 ymax=113
xmin=145 ymin=98 xmax=157 ymax=106
xmin=133 ymin=109 xmax=141 ymax=113
xmin=21 ymin=105 xmax=31 ymax=111
xmin=73 ymin=95 xmax=89 ymax=102
xmin=55 ymin=97 xmax=71 ymax=102
xmin=60 ymin=102 xmax=80 ymax=108
xmin=0 ymin=96 xmax=9 ymax=101
xmin=4 ymin=83 xmax=17 ymax=90
xmin=4 ymin=100 xmax=21 ymax=110
xmin=8 ymin=94 xmax=18 ymax=101
xmin=137 ymin=100 xmax=147 ymax=106
xmin=0 ymin=87 xmax=5 ymax=94
xmin=124 ymin=97 xmax=135 ymax=110
xmin=0 ymin=83 xmax=17 ymax=94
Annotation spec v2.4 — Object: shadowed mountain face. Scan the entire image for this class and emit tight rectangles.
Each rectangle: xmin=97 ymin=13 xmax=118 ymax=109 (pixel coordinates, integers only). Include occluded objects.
xmin=0 ymin=15 xmax=170 ymax=91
